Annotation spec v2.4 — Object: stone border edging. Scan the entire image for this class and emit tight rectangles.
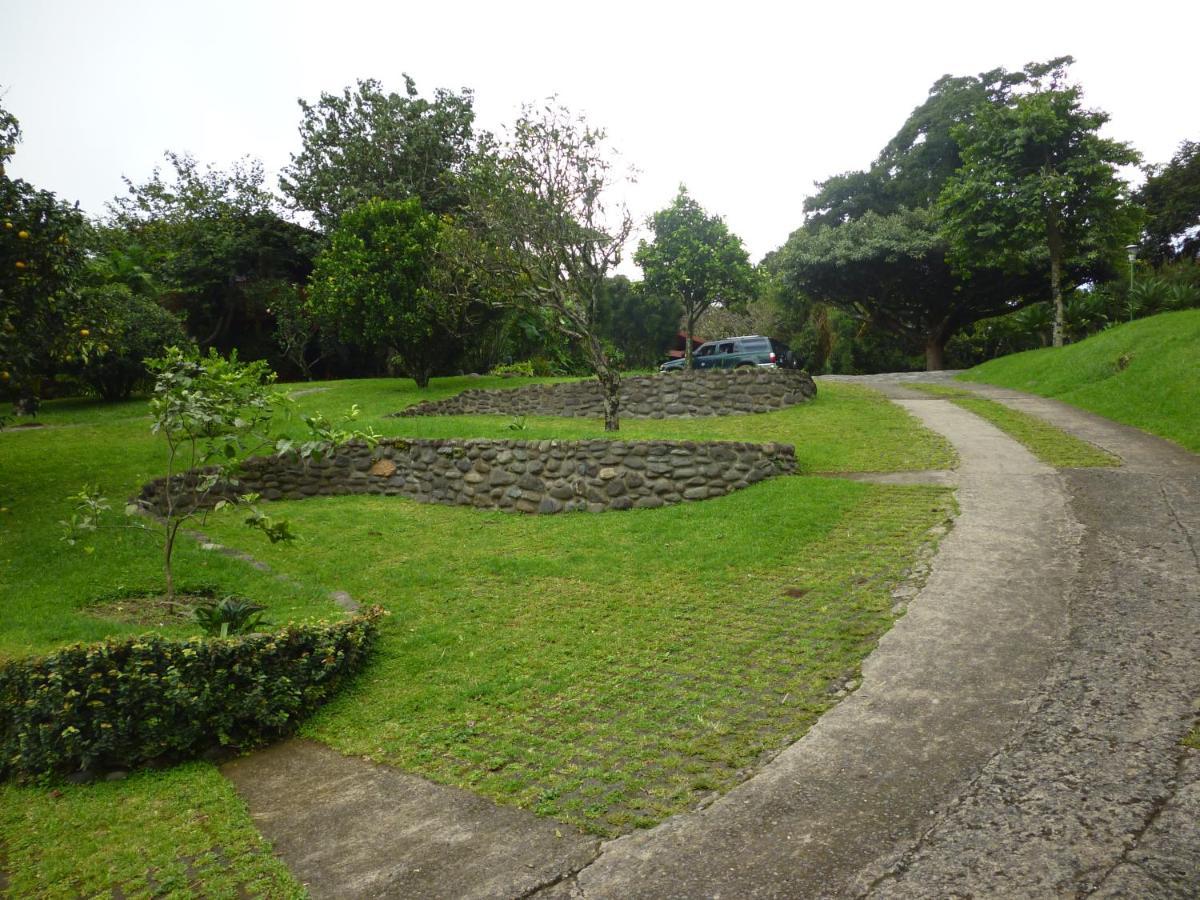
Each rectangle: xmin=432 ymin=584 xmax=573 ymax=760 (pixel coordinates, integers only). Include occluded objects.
xmin=136 ymin=437 xmax=797 ymax=518
xmin=392 ymin=369 xmax=817 ymax=419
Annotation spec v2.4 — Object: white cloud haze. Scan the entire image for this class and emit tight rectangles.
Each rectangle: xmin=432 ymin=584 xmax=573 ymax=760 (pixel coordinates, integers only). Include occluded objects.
xmin=3 ymin=0 xmax=1197 ymax=269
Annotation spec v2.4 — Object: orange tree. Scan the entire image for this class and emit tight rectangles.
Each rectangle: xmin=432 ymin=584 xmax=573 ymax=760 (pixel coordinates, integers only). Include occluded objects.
xmin=0 ymin=99 xmax=89 ymax=413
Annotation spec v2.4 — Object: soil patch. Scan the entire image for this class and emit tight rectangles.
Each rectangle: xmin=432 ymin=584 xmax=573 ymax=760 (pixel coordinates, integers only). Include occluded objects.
xmin=84 ymin=593 xmax=208 ymax=627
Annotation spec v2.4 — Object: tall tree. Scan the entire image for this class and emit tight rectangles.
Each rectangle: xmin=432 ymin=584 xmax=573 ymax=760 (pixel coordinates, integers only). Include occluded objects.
xmin=941 ymin=60 xmax=1140 ymax=347
xmin=780 ymin=61 xmax=1064 ymax=369
xmin=782 ymin=207 xmax=1042 ymax=369
xmin=280 ymin=76 xmax=476 ymax=230
xmin=1136 ymin=140 xmax=1200 ymax=264
xmin=471 ymin=102 xmax=633 ymax=430
xmin=634 ymin=187 xmax=756 ymax=368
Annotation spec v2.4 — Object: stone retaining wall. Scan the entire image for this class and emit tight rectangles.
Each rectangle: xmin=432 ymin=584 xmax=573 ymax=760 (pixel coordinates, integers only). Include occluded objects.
xmin=137 ymin=437 xmax=797 ymax=517
xmin=393 ymin=369 xmax=817 ymax=419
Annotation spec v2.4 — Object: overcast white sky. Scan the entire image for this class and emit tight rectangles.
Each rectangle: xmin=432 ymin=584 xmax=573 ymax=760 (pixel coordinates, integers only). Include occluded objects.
xmin=3 ymin=0 xmax=1198 ymax=270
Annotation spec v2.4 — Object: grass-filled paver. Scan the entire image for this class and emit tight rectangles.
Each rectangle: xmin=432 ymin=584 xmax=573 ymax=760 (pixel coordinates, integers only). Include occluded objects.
xmin=198 ymin=477 xmax=953 ymax=835
xmin=0 ymin=763 xmax=305 ymax=898
xmin=906 ymin=383 xmax=1119 ymax=468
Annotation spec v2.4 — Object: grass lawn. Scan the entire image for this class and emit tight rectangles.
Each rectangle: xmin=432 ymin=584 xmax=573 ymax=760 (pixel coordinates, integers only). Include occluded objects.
xmin=0 ymin=764 xmax=305 ymax=898
xmin=959 ymin=309 xmax=1200 ymax=453
xmin=905 ymin=384 xmax=1119 ymax=468
xmin=1 ymin=374 xmax=954 ymax=891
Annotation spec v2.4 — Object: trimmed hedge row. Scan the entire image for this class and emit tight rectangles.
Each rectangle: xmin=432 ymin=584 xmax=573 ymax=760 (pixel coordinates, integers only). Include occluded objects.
xmin=0 ymin=608 xmax=382 ymax=779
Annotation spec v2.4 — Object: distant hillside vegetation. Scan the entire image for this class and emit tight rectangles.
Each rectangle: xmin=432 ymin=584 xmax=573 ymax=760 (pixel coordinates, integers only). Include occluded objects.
xmin=960 ymin=309 xmax=1200 ymax=453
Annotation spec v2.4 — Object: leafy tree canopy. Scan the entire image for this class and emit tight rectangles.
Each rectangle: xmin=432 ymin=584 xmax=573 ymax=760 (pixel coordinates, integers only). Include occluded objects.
xmin=634 ymin=186 xmax=755 ymax=367
xmin=0 ymin=94 xmax=90 ymax=409
xmin=779 ymin=61 xmax=1076 ymax=369
xmin=804 ymin=58 xmax=1072 ymax=226
xmin=1137 ymin=140 xmax=1200 ymax=264
xmin=782 ymin=207 xmax=1043 ymax=368
xmin=940 ymin=60 xmax=1140 ymax=346
xmin=307 ymin=197 xmax=456 ymax=388
xmin=469 ymin=101 xmax=633 ymax=429
xmin=280 ymin=76 xmax=477 ymax=230
xmin=109 ymin=152 xmax=320 ymax=352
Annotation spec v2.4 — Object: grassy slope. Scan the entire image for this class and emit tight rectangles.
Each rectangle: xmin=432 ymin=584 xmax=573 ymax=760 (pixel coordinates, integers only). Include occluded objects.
xmin=960 ymin=309 xmax=1200 ymax=453
xmin=0 ymin=375 xmax=955 ymax=891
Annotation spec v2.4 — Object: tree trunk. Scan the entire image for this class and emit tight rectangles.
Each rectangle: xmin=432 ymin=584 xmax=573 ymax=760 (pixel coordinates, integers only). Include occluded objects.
xmin=924 ymin=334 xmax=947 ymax=371
xmin=1047 ymin=218 xmax=1065 ymax=348
xmin=164 ymin=522 xmax=177 ymax=604
xmin=598 ymin=367 xmax=621 ymax=432
xmin=414 ymin=367 xmax=431 ymax=389
xmin=584 ymin=332 xmax=621 ymax=431
xmin=684 ymin=307 xmax=697 ymax=369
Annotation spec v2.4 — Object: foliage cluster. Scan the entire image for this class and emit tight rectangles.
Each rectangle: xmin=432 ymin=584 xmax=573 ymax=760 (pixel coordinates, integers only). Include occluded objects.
xmin=71 ymin=285 xmax=189 ymax=399
xmin=1137 ymin=140 xmax=1200 ymax=264
xmin=0 ymin=105 xmax=89 ymax=411
xmin=945 ymin=259 xmax=1200 ymax=367
xmin=0 ymin=608 xmax=381 ymax=779
xmin=775 ymin=57 xmax=1144 ymax=370
xmin=635 ymin=186 xmax=755 ymax=367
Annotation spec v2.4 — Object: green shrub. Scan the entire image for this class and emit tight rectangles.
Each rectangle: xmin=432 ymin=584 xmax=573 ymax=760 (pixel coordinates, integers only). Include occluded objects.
xmin=192 ymin=596 xmax=270 ymax=637
xmin=74 ymin=286 xmax=190 ymax=400
xmin=0 ymin=607 xmax=382 ymax=779
xmin=490 ymin=360 xmax=536 ymax=377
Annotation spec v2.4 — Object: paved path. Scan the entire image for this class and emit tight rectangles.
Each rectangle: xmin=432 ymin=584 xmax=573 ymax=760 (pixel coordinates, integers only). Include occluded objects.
xmin=224 ymin=377 xmax=1200 ymax=897
xmin=223 ymin=740 xmax=599 ymax=899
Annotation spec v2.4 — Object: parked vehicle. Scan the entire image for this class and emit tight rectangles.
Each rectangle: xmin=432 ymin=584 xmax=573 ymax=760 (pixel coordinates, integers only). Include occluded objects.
xmin=659 ymin=335 xmax=801 ymax=372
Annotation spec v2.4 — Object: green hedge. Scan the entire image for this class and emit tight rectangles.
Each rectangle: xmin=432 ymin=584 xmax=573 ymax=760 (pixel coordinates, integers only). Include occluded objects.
xmin=0 ymin=608 xmax=382 ymax=779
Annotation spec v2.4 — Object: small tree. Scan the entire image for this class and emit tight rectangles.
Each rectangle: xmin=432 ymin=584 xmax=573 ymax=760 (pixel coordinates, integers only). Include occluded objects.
xmin=306 ymin=197 xmax=453 ymax=387
xmin=265 ymin=280 xmax=326 ymax=380
xmin=64 ymin=349 xmax=376 ymax=604
xmin=146 ymin=347 xmax=284 ymax=602
xmin=635 ymin=187 xmax=756 ymax=368
xmin=940 ymin=62 xmax=1140 ymax=347
xmin=474 ymin=102 xmax=633 ymax=430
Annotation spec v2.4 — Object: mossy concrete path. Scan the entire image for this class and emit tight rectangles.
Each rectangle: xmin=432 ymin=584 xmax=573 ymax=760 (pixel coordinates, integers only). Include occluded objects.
xmin=223 ymin=378 xmax=1200 ymax=898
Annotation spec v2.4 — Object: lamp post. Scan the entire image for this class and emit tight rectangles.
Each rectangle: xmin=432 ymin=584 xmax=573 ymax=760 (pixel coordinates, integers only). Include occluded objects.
xmin=1125 ymin=244 xmax=1138 ymax=291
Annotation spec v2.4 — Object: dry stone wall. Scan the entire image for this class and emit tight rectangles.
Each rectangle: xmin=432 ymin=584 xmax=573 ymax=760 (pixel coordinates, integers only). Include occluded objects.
xmin=393 ymin=369 xmax=817 ymax=419
xmin=136 ymin=437 xmax=797 ymax=517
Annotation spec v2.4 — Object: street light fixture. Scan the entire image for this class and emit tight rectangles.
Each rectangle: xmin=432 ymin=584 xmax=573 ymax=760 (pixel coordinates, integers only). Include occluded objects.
xmin=1125 ymin=244 xmax=1138 ymax=291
